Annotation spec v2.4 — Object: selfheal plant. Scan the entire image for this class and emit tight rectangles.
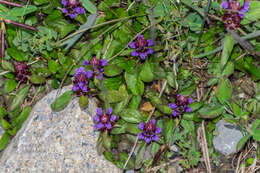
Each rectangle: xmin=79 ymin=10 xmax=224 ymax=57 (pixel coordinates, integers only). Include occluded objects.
xmin=129 ymin=34 xmax=154 ymax=60
xmin=93 ymin=107 xmax=117 ymax=131
xmin=61 ymin=0 xmax=85 ymax=19
xmin=169 ymin=94 xmax=192 ymax=118
xmin=72 ymin=66 xmax=92 ymax=95
xmin=221 ymin=0 xmax=250 ymax=30
xmin=138 ymin=119 xmax=161 ymax=143
xmin=88 ymin=57 xmax=107 ymax=80
xmin=14 ymin=61 xmax=31 ymax=82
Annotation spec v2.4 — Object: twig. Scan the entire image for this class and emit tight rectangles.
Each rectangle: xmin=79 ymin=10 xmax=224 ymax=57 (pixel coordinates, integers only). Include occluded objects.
xmin=121 ymin=80 xmax=168 ymax=172
xmin=0 ymin=0 xmax=23 ymax=7
xmin=1 ymin=21 xmax=5 ymax=60
xmin=4 ymin=19 xmax=38 ymax=31
xmin=199 ymin=120 xmax=212 ymax=173
xmin=145 ymin=158 xmax=182 ymax=173
xmin=235 ymin=147 xmax=243 ymax=173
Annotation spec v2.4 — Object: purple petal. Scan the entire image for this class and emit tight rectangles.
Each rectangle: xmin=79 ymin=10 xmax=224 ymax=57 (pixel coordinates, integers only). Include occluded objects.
xmin=72 ymin=85 xmax=79 ymax=91
xmin=94 ymin=115 xmax=100 ymax=123
xmin=188 ymin=98 xmax=193 ymax=104
xmin=69 ymin=13 xmax=77 ymax=19
xmin=243 ymin=1 xmax=250 ymax=10
xmin=83 ymin=60 xmax=89 ymax=66
xmin=100 ymin=59 xmax=107 ymax=66
xmin=79 ymin=66 xmax=85 ymax=72
xmin=147 ymin=39 xmax=154 ymax=47
xmin=110 ymin=115 xmax=117 ymax=122
xmin=138 ymin=133 xmax=145 ymax=140
xmin=221 ymin=1 xmax=228 ymax=9
xmin=169 ymin=103 xmax=177 ymax=109
xmin=94 ymin=123 xmax=104 ymax=130
xmin=155 ymin=127 xmax=161 ymax=134
xmin=132 ymin=51 xmax=139 ymax=57
xmin=99 ymin=68 xmax=104 ymax=72
xmin=61 ymin=8 xmax=68 ymax=13
xmin=138 ymin=34 xmax=144 ymax=39
xmin=152 ymin=135 xmax=159 ymax=142
xmin=138 ymin=122 xmax=145 ymax=130
xmin=62 ymin=0 xmax=68 ymax=6
xmin=107 ymin=108 xmax=113 ymax=115
xmin=82 ymin=86 xmax=88 ymax=92
xmin=129 ymin=42 xmax=136 ymax=49
xmin=78 ymin=82 xmax=84 ymax=88
xmin=106 ymin=122 xmax=112 ymax=129
xmin=79 ymin=7 xmax=85 ymax=14
xmin=147 ymin=48 xmax=153 ymax=55
xmin=86 ymin=70 xmax=93 ymax=78
xmin=96 ymin=108 xmax=103 ymax=115
xmin=186 ymin=107 xmax=192 ymax=113
xmin=145 ymin=137 xmax=151 ymax=143
xmin=95 ymin=74 xmax=103 ymax=80
xmin=172 ymin=110 xmax=178 ymax=117
xmin=75 ymin=7 xmax=82 ymax=14
xmin=140 ymin=53 xmax=147 ymax=60
xmin=238 ymin=13 xmax=245 ymax=18
xmin=151 ymin=119 xmax=156 ymax=125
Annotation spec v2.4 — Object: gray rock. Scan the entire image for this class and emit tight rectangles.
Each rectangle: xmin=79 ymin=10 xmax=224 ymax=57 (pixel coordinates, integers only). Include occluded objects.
xmin=213 ymin=119 xmax=243 ymax=155
xmin=0 ymin=124 xmax=4 ymax=139
xmin=0 ymin=86 xmax=120 ymax=173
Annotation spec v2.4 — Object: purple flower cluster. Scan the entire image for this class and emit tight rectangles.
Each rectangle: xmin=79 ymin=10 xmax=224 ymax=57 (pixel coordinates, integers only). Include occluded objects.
xmin=138 ymin=119 xmax=161 ymax=143
xmin=14 ymin=61 xmax=31 ymax=82
xmin=129 ymin=34 xmax=154 ymax=60
xmin=61 ymin=0 xmax=85 ymax=19
xmin=72 ymin=66 xmax=92 ymax=95
xmin=88 ymin=57 xmax=107 ymax=80
xmin=93 ymin=108 xmax=117 ymax=131
xmin=169 ymin=94 xmax=192 ymax=117
xmin=221 ymin=0 xmax=250 ymax=30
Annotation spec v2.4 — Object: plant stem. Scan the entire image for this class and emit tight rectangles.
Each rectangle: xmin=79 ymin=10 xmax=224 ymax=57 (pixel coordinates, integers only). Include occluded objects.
xmin=0 ymin=0 xmax=23 ymax=7
xmin=1 ymin=21 xmax=5 ymax=60
xmin=4 ymin=19 xmax=38 ymax=31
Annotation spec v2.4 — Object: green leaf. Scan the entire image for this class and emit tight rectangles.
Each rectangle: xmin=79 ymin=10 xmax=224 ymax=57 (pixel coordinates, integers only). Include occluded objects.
xmin=29 ymin=74 xmax=46 ymax=84
xmin=9 ymin=86 xmax=30 ymax=112
xmin=189 ymin=101 xmax=204 ymax=112
xmin=198 ymin=104 xmax=225 ymax=119
xmin=252 ymin=129 xmax=260 ymax=141
xmin=221 ymin=34 xmax=234 ymax=69
xmin=217 ymin=78 xmax=232 ymax=104
xmin=104 ymin=64 xmax=123 ymax=77
xmin=221 ymin=61 xmax=234 ymax=77
xmin=237 ymin=134 xmax=251 ymax=151
xmin=140 ymin=61 xmax=153 ymax=82
xmin=1 ymin=119 xmax=12 ymax=130
xmin=113 ymin=96 xmax=130 ymax=114
xmin=232 ymin=102 xmax=242 ymax=117
xmin=125 ymin=71 xmax=144 ymax=95
xmin=79 ymin=95 xmax=88 ymax=109
xmin=119 ymin=152 xmax=135 ymax=169
xmin=0 ymin=107 xmax=7 ymax=119
xmin=9 ymin=5 xmax=37 ymax=16
xmin=104 ymin=151 xmax=117 ymax=163
xmin=110 ymin=122 xmax=126 ymax=134
xmin=33 ymin=0 xmax=49 ymax=5
xmin=166 ymin=71 xmax=175 ymax=88
xmin=7 ymin=47 xmax=24 ymax=61
xmin=125 ymin=123 xmax=141 ymax=135
xmin=48 ymin=60 xmax=59 ymax=74
xmin=164 ymin=119 xmax=175 ymax=145
xmin=120 ymin=108 xmax=143 ymax=123
xmin=36 ymin=67 xmax=51 ymax=77
xmin=128 ymin=95 xmax=141 ymax=110
xmin=51 ymin=91 xmax=73 ymax=111
xmin=1 ymin=60 xmax=14 ymax=72
xmin=0 ymin=132 xmax=10 ymax=151
xmin=135 ymin=141 xmax=146 ymax=169
xmin=80 ymin=0 xmax=97 ymax=14
xmin=102 ymin=131 xmax=111 ymax=149
xmin=12 ymin=106 xmax=31 ymax=130
xmin=99 ymin=85 xmax=128 ymax=103
xmin=241 ymin=1 xmax=260 ymax=25
xmin=5 ymin=79 xmax=17 ymax=93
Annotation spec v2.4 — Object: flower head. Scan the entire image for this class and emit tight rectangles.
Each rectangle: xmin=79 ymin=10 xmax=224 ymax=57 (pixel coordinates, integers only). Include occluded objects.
xmin=61 ymin=0 xmax=85 ymax=19
xmin=138 ymin=119 xmax=161 ymax=143
xmin=72 ymin=66 xmax=92 ymax=95
xmin=221 ymin=0 xmax=250 ymax=30
xmin=89 ymin=57 xmax=107 ymax=80
xmin=169 ymin=94 xmax=192 ymax=118
xmin=129 ymin=35 xmax=154 ymax=60
xmin=14 ymin=61 xmax=31 ymax=82
xmin=93 ymin=107 xmax=117 ymax=131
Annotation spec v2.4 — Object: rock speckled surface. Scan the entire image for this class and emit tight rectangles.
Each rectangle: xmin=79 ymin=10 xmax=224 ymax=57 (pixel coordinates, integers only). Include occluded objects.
xmin=0 ymin=86 xmax=120 ymax=173
xmin=213 ymin=119 xmax=243 ymax=155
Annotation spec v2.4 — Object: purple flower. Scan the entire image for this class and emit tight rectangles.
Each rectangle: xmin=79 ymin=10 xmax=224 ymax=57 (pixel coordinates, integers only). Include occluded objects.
xmin=61 ymin=0 xmax=85 ymax=19
xmin=83 ymin=60 xmax=89 ymax=66
xmin=94 ymin=108 xmax=117 ymax=131
xmin=129 ymin=34 xmax=154 ymax=60
xmin=221 ymin=0 xmax=250 ymax=30
xmin=138 ymin=119 xmax=161 ymax=144
xmin=169 ymin=94 xmax=193 ymax=117
xmin=89 ymin=57 xmax=108 ymax=80
xmin=14 ymin=61 xmax=31 ymax=82
xmin=72 ymin=66 xmax=92 ymax=95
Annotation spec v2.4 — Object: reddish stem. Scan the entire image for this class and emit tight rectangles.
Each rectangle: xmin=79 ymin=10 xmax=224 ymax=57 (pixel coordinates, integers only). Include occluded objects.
xmin=4 ymin=19 xmax=38 ymax=31
xmin=1 ymin=21 xmax=5 ymax=60
xmin=0 ymin=0 xmax=23 ymax=7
